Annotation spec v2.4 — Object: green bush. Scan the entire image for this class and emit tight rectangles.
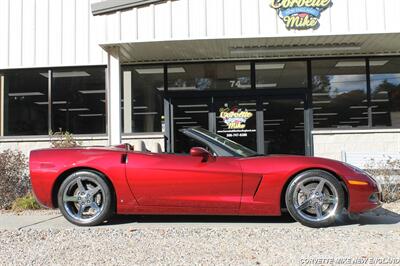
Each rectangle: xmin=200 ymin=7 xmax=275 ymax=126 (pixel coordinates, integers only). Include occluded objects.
xmin=11 ymin=194 xmax=41 ymax=212
xmin=0 ymin=149 xmax=30 ymax=209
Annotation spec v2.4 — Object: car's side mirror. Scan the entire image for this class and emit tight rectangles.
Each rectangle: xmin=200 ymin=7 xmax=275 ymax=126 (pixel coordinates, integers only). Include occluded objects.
xmin=190 ymin=147 xmax=215 ymax=162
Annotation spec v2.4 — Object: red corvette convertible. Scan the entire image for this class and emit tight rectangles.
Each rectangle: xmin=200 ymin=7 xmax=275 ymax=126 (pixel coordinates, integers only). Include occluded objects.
xmin=30 ymin=127 xmax=382 ymax=228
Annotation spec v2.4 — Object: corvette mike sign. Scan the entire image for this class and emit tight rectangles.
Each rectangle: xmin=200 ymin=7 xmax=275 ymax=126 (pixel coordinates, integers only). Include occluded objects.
xmin=271 ymin=0 xmax=333 ymax=30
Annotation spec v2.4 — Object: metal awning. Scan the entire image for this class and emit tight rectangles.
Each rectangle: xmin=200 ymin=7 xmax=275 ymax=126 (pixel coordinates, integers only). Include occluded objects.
xmin=100 ymin=33 xmax=400 ymax=64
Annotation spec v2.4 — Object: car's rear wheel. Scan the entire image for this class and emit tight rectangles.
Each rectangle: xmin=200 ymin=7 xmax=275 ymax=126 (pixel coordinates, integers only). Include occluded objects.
xmin=285 ymin=170 xmax=345 ymax=228
xmin=57 ymin=170 xmax=112 ymax=226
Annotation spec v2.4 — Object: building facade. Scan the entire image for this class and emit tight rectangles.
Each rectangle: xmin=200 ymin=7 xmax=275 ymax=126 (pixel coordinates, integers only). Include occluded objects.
xmin=1 ymin=0 xmax=400 ymax=168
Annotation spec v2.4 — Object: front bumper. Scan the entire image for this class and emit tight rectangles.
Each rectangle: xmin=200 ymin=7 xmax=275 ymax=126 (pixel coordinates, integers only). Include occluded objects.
xmin=346 ymin=173 xmax=383 ymax=213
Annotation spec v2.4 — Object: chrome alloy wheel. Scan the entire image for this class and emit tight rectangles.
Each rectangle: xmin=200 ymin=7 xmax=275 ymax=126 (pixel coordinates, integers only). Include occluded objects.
xmin=62 ymin=175 xmax=105 ymax=223
xmin=292 ymin=176 xmax=339 ymax=222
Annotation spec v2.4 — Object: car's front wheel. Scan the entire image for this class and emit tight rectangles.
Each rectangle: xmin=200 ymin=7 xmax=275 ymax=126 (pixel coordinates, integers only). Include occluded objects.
xmin=57 ymin=170 xmax=113 ymax=226
xmin=285 ymin=170 xmax=345 ymax=228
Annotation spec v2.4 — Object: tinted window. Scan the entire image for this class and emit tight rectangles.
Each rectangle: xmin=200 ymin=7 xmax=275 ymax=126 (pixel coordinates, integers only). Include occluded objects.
xmin=370 ymin=58 xmax=400 ymax=128
xmin=256 ymin=61 xmax=307 ymax=89
xmin=122 ymin=66 xmax=164 ymax=133
xmin=3 ymin=69 xmax=49 ymax=135
xmin=52 ymin=67 xmax=106 ymax=134
xmin=168 ymin=63 xmax=251 ymax=91
xmin=312 ymin=59 xmax=368 ymax=128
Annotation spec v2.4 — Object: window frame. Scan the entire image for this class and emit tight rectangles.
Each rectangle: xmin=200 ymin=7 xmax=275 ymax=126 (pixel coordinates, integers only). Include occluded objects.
xmin=0 ymin=65 xmax=107 ymax=138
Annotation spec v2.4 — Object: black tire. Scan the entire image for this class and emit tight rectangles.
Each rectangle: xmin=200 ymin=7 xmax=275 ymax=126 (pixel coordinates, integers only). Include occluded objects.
xmin=57 ymin=170 xmax=113 ymax=226
xmin=285 ymin=170 xmax=345 ymax=228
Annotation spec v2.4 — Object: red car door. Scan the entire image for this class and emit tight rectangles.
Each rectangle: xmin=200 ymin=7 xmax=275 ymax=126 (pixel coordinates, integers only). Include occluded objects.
xmin=125 ymin=152 xmax=242 ymax=209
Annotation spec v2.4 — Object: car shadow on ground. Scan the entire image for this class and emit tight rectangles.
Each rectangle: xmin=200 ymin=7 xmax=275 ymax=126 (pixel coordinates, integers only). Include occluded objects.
xmin=334 ymin=207 xmax=400 ymax=227
xmin=106 ymin=212 xmax=296 ymax=226
xmin=104 ymin=207 xmax=400 ymax=227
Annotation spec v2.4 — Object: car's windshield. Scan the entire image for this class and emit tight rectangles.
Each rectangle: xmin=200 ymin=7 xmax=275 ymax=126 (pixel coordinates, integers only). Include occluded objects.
xmin=192 ymin=128 xmax=258 ymax=157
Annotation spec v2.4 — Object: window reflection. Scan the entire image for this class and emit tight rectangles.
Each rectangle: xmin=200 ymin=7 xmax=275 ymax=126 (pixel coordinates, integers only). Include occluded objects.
xmin=121 ymin=66 xmax=164 ymax=133
xmin=370 ymin=58 xmax=400 ymax=128
xmin=312 ymin=60 xmax=368 ymax=128
xmin=3 ymin=70 xmax=49 ymax=135
xmin=168 ymin=63 xmax=251 ymax=91
xmin=256 ymin=61 xmax=307 ymax=89
xmin=52 ymin=67 xmax=106 ymax=134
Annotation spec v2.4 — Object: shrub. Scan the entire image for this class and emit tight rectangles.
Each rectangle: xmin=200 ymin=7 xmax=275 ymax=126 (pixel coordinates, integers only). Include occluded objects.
xmin=49 ymin=129 xmax=81 ymax=148
xmin=364 ymin=157 xmax=400 ymax=203
xmin=11 ymin=194 xmax=41 ymax=212
xmin=0 ymin=149 xmax=30 ymax=209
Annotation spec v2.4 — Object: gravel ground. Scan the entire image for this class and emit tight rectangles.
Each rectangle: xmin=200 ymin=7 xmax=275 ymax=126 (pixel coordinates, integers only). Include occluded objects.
xmin=1 ymin=227 xmax=400 ymax=265
xmin=0 ymin=202 xmax=399 ymax=266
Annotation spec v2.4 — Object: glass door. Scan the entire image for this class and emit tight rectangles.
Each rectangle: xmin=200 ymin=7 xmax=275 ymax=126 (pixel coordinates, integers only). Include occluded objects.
xmin=171 ymin=97 xmax=211 ymax=154
xmin=263 ymin=97 xmax=305 ymax=155
xmin=214 ymin=98 xmax=258 ymax=152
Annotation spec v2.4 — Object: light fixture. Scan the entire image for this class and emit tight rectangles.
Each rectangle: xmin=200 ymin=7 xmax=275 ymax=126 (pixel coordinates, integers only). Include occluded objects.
xmin=350 ymin=105 xmax=368 ymax=109
xmin=40 ymin=71 xmax=90 ymax=78
xmin=134 ymin=112 xmax=158 ymax=115
xmin=178 ymin=104 xmax=208 ymax=108
xmin=79 ymin=90 xmax=106 ymax=94
xmin=335 ymin=61 xmax=366 ymax=67
xmin=314 ymin=118 xmax=328 ymax=121
xmin=256 ymin=63 xmax=285 ymax=70
xmin=133 ymin=106 xmax=148 ymax=110
xmin=174 ymin=117 xmax=192 ymax=120
xmin=363 ymin=111 xmax=388 ymax=115
xmin=369 ymin=60 xmax=389 ymax=66
xmin=339 ymin=121 xmax=359 ymax=124
xmin=256 ymin=83 xmax=277 ymax=88
xmin=350 ymin=117 xmax=368 ymax=120
xmin=313 ymin=100 xmax=331 ymax=104
xmin=59 ymin=108 xmax=89 ymax=111
xmin=314 ymin=113 xmax=338 ymax=116
xmin=235 ymin=65 xmax=251 ymax=71
xmin=176 ymin=121 xmax=198 ymax=125
xmin=135 ymin=67 xmax=185 ymax=75
xmin=264 ymin=119 xmax=284 ymax=122
xmin=230 ymin=44 xmax=361 ymax=55
xmin=34 ymin=101 xmax=67 ymax=105
xmin=168 ymin=86 xmax=197 ymax=91
xmin=9 ymin=92 xmax=44 ymax=97
xmin=78 ymin=114 xmax=104 ymax=117
xmin=185 ymin=110 xmax=208 ymax=114
xmin=264 ymin=123 xmax=281 ymax=126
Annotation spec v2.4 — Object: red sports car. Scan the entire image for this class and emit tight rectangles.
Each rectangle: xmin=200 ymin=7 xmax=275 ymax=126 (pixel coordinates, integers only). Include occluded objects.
xmin=30 ymin=127 xmax=382 ymax=228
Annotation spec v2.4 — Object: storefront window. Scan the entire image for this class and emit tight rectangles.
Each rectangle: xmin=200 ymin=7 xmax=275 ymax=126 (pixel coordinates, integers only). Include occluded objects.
xmin=3 ymin=69 xmax=49 ymax=135
xmin=370 ymin=58 xmax=400 ymax=128
xmin=52 ymin=67 xmax=106 ymax=134
xmin=312 ymin=59 xmax=368 ymax=129
xmin=122 ymin=66 xmax=164 ymax=133
xmin=256 ymin=61 xmax=307 ymax=89
xmin=168 ymin=63 xmax=251 ymax=91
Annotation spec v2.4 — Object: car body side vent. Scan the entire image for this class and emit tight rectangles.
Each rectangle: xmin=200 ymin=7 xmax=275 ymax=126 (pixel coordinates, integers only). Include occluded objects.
xmin=121 ymin=154 xmax=128 ymax=164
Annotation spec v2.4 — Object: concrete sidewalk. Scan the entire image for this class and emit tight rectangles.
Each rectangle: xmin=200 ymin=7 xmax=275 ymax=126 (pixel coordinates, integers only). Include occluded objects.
xmin=1 ymin=209 xmax=399 ymax=231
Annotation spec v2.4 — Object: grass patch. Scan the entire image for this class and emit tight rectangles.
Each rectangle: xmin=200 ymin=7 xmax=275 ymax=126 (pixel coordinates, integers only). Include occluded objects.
xmin=11 ymin=194 xmax=41 ymax=212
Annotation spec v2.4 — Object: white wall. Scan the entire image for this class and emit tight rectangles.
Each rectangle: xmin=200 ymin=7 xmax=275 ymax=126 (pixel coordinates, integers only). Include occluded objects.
xmin=313 ymin=129 xmax=400 ymax=166
xmin=0 ymin=0 xmax=107 ymax=69
xmin=97 ymin=0 xmax=400 ymax=44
